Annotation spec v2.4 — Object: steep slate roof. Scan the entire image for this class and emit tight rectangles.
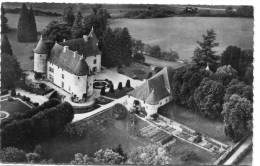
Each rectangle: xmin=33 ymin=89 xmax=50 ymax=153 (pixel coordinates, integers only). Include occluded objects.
xmin=129 ymin=73 xmax=170 ymax=105
xmin=60 ymin=35 xmax=100 ymax=58
xmin=34 ymin=36 xmax=49 ymax=54
xmin=48 ymin=43 xmax=89 ymax=76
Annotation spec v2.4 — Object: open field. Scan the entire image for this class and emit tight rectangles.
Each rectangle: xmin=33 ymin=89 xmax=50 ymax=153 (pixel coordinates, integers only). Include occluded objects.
xmin=6 ymin=13 xmax=253 ymax=62
xmin=0 ymin=99 xmax=30 ymax=116
xmin=158 ymin=102 xmax=234 ymax=145
xmin=111 ymin=17 xmax=253 ymax=60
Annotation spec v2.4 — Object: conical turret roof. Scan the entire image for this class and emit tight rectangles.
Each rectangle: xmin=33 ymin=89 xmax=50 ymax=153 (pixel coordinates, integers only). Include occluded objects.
xmin=34 ymin=36 xmax=49 ymax=54
xmin=145 ymin=89 xmax=158 ymax=105
xmin=74 ymin=58 xmax=89 ymax=76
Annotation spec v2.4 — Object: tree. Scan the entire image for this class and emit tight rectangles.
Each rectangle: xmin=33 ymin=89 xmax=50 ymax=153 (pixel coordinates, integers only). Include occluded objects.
xmin=221 ymin=46 xmax=253 ymax=79
xmin=212 ymin=65 xmax=238 ymax=85
xmin=171 ymin=64 xmax=210 ymax=109
xmin=224 ymin=79 xmax=253 ymax=102
xmin=243 ymin=65 xmax=253 ymax=85
xmin=112 ymin=103 xmax=127 ymax=120
xmin=0 ymin=147 xmax=27 ymax=162
xmin=192 ymin=29 xmax=219 ymax=71
xmin=71 ymin=11 xmax=83 ymax=39
xmin=132 ymin=39 xmax=145 ymax=55
xmin=222 ymin=94 xmax=253 ymax=142
xmin=127 ymin=144 xmax=170 ymax=165
xmin=148 ymin=45 xmax=161 ymax=58
xmin=1 ymin=53 xmax=22 ymax=91
xmin=1 ymin=34 xmax=13 ymax=55
xmin=17 ymin=4 xmax=37 ymax=42
xmin=26 ymin=152 xmax=41 ymax=163
xmin=28 ymin=5 xmax=38 ymax=41
xmin=100 ymin=28 xmax=117 ymax=67
xmin=42 ymin=21 xmax=72 ymax=42
xmin=193 ymin=78 xmax=225 ymax=119
xmin=63 ymin=6 xmax=75 ymax=26
xmin=93 ymin=148 xmax=125 ymax=164
xmin=126 ymin=79 xmax=131 ymax=88
xmin=1 ymin=5 xmax=9 ymax=33
xmin=237 ymin=6 xmax=253 ymax=18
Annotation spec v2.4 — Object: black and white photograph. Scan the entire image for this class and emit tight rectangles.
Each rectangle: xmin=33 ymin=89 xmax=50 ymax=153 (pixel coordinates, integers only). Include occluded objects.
xmin=0 ymin=0 xmax=256 ymax=165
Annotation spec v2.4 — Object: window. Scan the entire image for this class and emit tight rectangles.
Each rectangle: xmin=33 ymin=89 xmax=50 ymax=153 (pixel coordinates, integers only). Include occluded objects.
xmin=93 ymin=67 xmax=97 ymax=72
xmin=49 ymin=74 xmax=54 ymax=82
xmin=49 ymin=67 xmax=54 ymax=72
xmin=93 ymin=59 xmax=97 ymax=64
xmin=62 ymin=74 xmax=64 ymax=79
xmin=61 ymin=81 xmax=64 ymax=88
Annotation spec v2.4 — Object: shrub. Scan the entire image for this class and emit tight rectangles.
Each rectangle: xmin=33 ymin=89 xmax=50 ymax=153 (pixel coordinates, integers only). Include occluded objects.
xmin=193 ymin=133 xmax=202 ymax=143
xmin=33 ymin=102 xmax=39 ymax=107
xmin=39 ymin=83 xmax=46 ymax=90
xmin=0 ymin=147 xmax=27 ymax=162
xmin=11 ymin=89 xmax=16 ymax=96
xmin=112 ymin=104 xmax=128 ymax=120
xmin=125 ymin=80 xmax=131 ymax=88
xmin=118 ymin=82 xmax=123 ymax=90
xmin=109 ymin=84 xmax=114 ymax=93
xmin=150 ymin=113 xmax=159 ymax=120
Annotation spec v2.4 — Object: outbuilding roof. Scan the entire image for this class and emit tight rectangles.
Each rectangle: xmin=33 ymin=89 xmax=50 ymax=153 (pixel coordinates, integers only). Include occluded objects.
xmin=129 ymin=73 xmax=170 ymax=105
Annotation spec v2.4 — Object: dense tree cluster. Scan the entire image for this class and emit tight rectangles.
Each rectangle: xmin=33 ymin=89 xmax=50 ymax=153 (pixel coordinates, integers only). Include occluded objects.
xmin=17 ymin=4 xmax=37 ymax=42
xmin=101 ymin=27 xmax=132 ymax=67
xmin=127 ymin=144 xmax=170 ymax=165
xmin=222 ymin=94 xmax=253 ymax=141
xmin=1 ymin=101 xmax=74 ymax=149
xmin=193 ymin=78 xmax=225 ymax=119
xmin=221 ymin=46 xmax=253 ymax=83
xmin=170 ymin=29 xmax=253 ymax=141
xmin=0 ymin=147 xmax=27 ymax=163
xmin=71 ymin=145 xmax=126 ymax=165
xmin=145 ymin=45 xmax=179 ymax=62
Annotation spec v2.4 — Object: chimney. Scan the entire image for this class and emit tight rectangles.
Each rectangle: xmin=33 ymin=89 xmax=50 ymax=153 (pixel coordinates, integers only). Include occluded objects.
xmin=63 ymin=46 xmax=69 ymax=53
xmin=83 ymin=35 xmax=88 ymax=42
xmin=73 ymin=51 xmax=77 ymax=58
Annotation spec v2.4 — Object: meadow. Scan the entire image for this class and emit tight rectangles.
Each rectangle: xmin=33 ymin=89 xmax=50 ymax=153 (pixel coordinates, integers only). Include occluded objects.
xmin=6 ymin=13 xmax=253 ymax=63
xmin=110 ymin=17 xmax=253 ymax=60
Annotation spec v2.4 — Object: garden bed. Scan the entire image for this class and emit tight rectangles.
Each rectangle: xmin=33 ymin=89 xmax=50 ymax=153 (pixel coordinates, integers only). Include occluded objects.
xmin=0 ymin=98 xmax=31 ymax=116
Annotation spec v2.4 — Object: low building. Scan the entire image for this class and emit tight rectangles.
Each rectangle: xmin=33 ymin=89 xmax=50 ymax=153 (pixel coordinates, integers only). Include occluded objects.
xmin=33 ymin=27 xmax=101 ymax=99
xmin=127 ymin=67 xmax=174 ymax=116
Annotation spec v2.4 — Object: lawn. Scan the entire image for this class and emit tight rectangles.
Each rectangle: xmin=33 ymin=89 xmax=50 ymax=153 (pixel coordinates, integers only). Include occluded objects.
xmin=118 ymin=62 xmax=154 ymax=80
xmin=158 ymin=102 xmax=234 ymax=145
xmin=0 ymin=99 xmax=31 ymax=116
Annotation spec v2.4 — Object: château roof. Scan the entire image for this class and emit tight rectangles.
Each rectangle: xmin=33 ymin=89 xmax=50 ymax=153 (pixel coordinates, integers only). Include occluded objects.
xmin=34 ymin=36 xmax=49 ymax=54
xmin=48 ymin=43 xmax=89 ymax=76
xmin=59 ymin=30 xmax=101 ymax=58
xmin=129 ymin=73 xmax=170 ymax=104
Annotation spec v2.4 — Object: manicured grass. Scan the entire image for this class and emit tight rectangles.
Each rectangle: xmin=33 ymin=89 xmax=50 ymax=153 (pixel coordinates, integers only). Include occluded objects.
xmin=0 ymin=99 xmax=30 ymax=116
xmin=118 ymin=62 xmax=153 ymax=80
xmin=158 ymin=102 xmax=234 ymax=145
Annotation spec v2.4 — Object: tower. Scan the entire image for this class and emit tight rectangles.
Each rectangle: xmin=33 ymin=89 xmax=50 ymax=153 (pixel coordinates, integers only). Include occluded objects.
xmin=33 ymin=36 xmax=49 ymax=74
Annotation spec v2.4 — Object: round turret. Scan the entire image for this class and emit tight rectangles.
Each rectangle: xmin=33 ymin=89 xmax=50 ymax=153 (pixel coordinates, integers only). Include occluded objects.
xmin=33 ymin=36 xmax=49 ymax=73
